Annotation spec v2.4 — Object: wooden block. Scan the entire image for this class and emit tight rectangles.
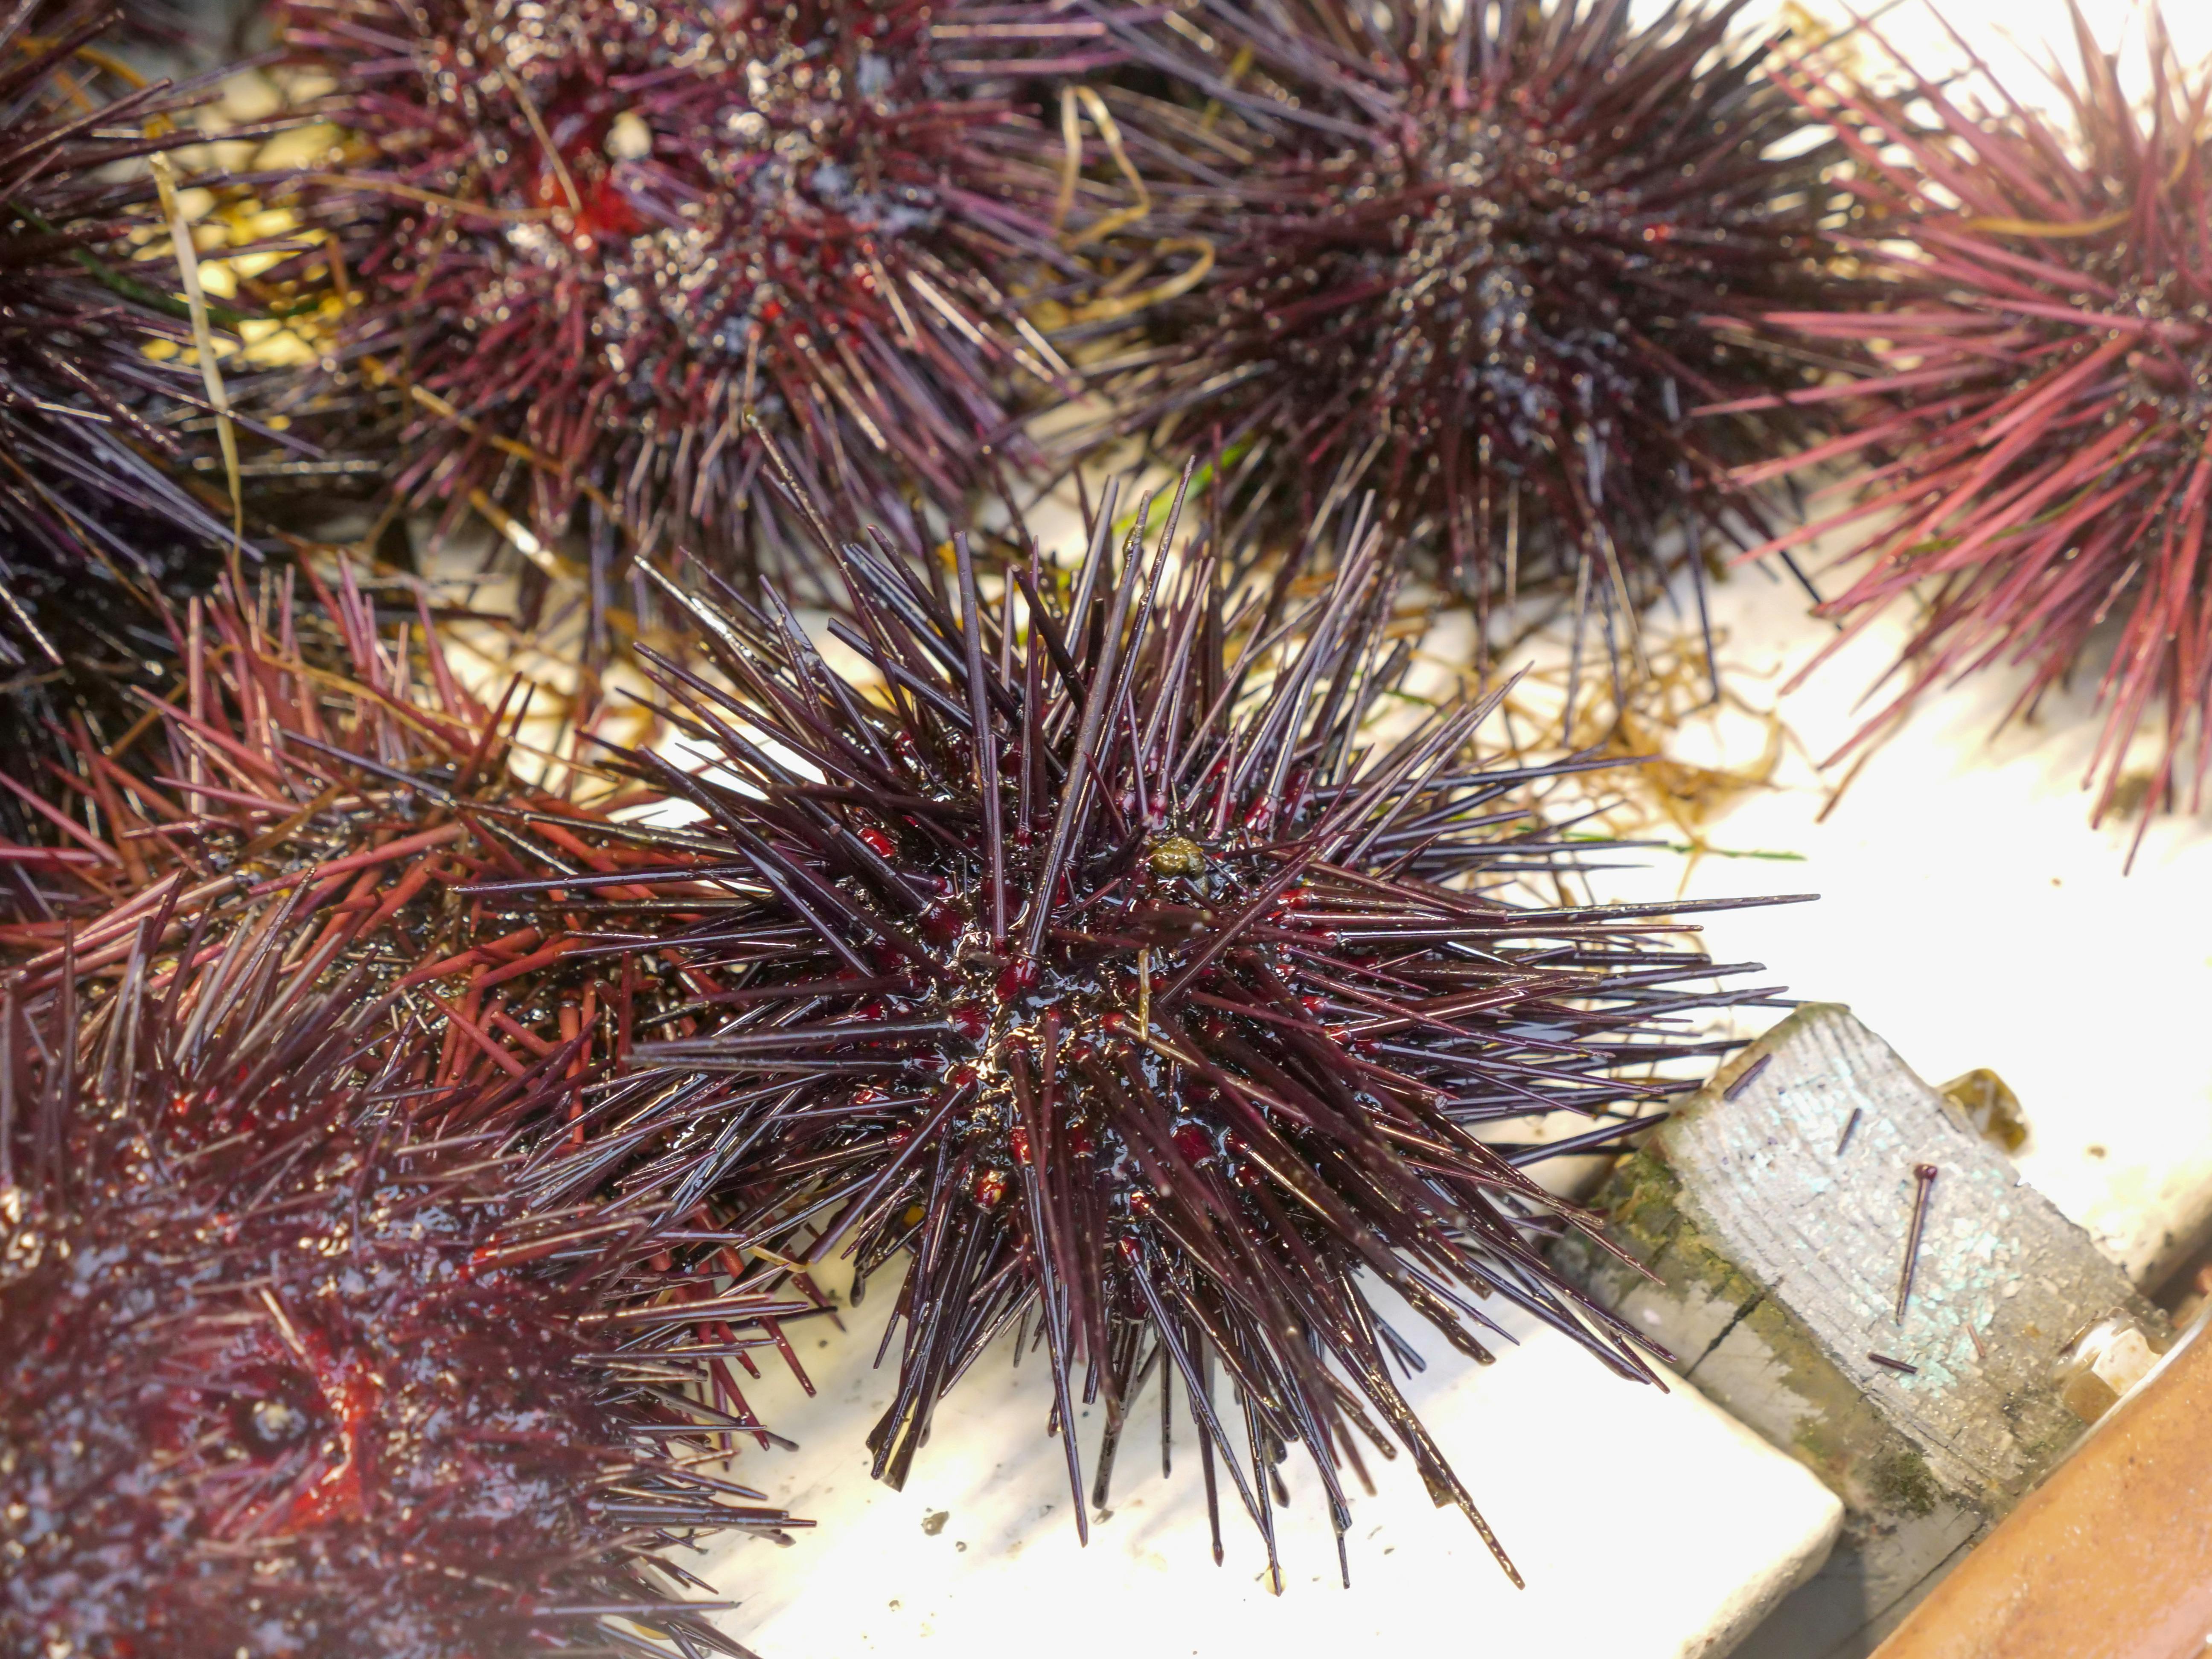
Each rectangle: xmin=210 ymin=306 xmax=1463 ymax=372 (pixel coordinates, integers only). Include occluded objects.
xmin=1554 ymin=1004 xmax=2166 ymax=1659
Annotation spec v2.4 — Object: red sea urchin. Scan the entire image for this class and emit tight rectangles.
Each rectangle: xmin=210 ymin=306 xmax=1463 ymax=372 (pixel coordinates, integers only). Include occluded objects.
xmin=278 ymin=0 xmax=1127 ymax=618
xmin=1065 ymin=0 xmax=1846 ymax=651
xmin=521 ymin=452 xmax=1800 ymax=1583
xmin=4 ymin=558 xmax=856 ymax=1385
xmin=0 ymin=556 xmax=844 ymax=1434
xmin=1747 ymin=9 xmax=2212 ymax=842
xmin=0 ymin=900 xmax=791 ymax=1659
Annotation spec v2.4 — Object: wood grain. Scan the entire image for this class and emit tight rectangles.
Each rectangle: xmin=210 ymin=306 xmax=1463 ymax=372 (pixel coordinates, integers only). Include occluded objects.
xmin=1557 ymin=1004 xmax=2162 ymax=1659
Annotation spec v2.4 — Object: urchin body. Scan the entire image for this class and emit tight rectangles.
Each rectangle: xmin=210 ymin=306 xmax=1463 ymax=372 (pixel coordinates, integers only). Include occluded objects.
xmin=1084 ymin=0 xmax=1839 ymax=615
xmin=0 ymin=905 xmax=777 ymax=1659
xmin=286 ymin=0 xmax=1109 ymax=597
xmin=535 ymin=462 xmax=1788 ymax=1579
xmin=1232 ymin=110 xmax=1682 ymax=483
xmin=5 ymin=1137 xmax=613 ymax=1659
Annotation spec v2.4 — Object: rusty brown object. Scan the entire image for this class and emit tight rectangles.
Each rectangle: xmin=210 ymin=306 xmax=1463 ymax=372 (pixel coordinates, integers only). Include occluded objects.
xmin=1872 ymin=1318 xmax=2212 ymax=1659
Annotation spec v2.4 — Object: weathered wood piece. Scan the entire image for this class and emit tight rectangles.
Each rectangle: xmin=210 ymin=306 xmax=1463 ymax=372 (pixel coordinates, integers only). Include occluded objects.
xmin=1555 ymin=1003 xmax=2164 ymax=1659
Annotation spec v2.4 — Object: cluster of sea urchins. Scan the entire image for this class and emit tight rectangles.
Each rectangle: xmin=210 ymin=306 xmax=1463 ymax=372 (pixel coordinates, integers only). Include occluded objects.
xmin=0 ymin=7 xmax=242 ymax=687
xmin=2 ymin=565 xmax=831 ymax=1656
xmin=501 ymin=454 xmax=1792 ymax=1582
xmin=1064 ymin=0 xmax=1845 ymax=640
xmin=274 ymin=0 xmax=1135 ymax=622
xmin=1746 ymin=11 xmax=2212 ymax=841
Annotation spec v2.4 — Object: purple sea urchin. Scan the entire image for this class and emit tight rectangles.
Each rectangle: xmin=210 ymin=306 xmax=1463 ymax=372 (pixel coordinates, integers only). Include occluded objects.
xmin=526 ymin=452 xmax=1799 ymax=1581
xmin=1070 ymin=0 xmax=1845 ymax=651
xmin=278 ymin=0 xmax=1129 ymax=626
xmin=3 ymin=556 xmax=661 ymax=977
xmin=0 ymin=559 xmax=524 ymax=945
xmin=0 ymin=8 xmax=239 ymax=685
xmin=1746 ymin=7 xmax=2212 ymax=842
xmin=0 ymin=899 xmax=790 ymax=1659
xmin=0 ymin=5 xmax=324 ymax=863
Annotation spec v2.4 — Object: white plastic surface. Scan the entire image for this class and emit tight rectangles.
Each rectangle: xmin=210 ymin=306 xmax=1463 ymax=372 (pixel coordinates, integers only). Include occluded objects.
xmin=700 ymin=1265 xmax=1841 ymax=1659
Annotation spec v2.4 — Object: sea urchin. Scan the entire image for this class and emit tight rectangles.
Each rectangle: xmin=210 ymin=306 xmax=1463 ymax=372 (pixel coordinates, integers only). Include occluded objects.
xmin=522 ymin=451 xmax=1796 ymax=1582
xmin=1749 ymin=8 xmax=2212 ymax=841
xmin=280 ymin=0 xmax=1131 ymax=614
xmin=0 ymin=897 xmax=791 ymax=1659
xmin=1068 ymin=0 xmax=1843 ymax=646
